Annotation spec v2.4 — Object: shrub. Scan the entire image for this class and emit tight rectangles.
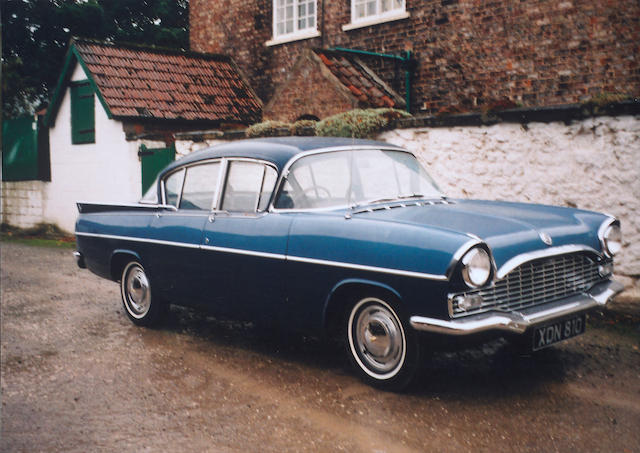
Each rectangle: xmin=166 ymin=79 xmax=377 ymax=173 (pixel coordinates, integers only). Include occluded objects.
xmin=316 ymin=108 xmax=410 ymax=138
xmin=245 ymin=120 xmax=291 ymax=138
xmin=290 ymin=119 xmax=317 ymax=136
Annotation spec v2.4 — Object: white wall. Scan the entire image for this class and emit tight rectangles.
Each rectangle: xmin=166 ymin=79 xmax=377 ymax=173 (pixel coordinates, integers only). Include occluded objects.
xmin=0 ymin=181 xmax=47 ymax=228
xmin=45 ymin=63 xmax=141 ymax=233
xmin=379 ymin=115 xmax=640 ymax=282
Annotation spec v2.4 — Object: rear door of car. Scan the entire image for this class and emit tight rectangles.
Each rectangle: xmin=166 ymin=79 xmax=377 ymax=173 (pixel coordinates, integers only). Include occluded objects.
xmin=201 ymin=158 xmax=292 ymax=320
xmin=146 ymin=160 xmax=222 ymax=305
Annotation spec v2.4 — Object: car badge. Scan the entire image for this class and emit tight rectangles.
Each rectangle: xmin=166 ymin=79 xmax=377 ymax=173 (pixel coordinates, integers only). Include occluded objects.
xmin=539 ymin=231 xmax=553 ymax=246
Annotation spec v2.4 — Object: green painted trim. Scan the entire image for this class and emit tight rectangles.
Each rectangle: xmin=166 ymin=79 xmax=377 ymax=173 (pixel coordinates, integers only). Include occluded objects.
xmin=44 ymin=42 xmax=113 ymax=127
xmin=71 ymin=46 xmax=113 ymax=120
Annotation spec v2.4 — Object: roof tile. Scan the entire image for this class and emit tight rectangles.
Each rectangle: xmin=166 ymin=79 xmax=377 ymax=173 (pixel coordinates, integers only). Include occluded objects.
xmin=73 ymin=40 xmax=261 ymax=123
xmin=314 ymin=50 xmax=403 ymax=110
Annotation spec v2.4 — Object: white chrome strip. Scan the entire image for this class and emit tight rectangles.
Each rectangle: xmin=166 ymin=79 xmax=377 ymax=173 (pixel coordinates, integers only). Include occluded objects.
xmin=75 ymin=232 xmax=201 ymax=249
xmin=200 ymin=244 xmax=286 ymax=260
xmin=76 ymin=231 xmax=447 ymax=280
xmin=286 ymin=255 xmax=447 ymax=281
xmin=496 ymin=244 xmax=601 ymax=279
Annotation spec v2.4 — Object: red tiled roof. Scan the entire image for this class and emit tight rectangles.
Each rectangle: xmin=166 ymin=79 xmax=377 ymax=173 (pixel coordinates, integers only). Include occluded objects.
xmin=73 ymin=40 xmax=261 ymax=123
xmin=314 ymin=50 xmax=404 ymax=109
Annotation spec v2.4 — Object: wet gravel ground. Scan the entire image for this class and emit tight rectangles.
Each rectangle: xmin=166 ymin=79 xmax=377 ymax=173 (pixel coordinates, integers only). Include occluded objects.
xmin=1 ymin=241 xmax=639 ymax=453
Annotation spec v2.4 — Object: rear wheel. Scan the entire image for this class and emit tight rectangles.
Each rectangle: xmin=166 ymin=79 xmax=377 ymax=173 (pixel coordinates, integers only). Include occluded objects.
xmin=346 ymin=296 xmax=419 ymax=390
xmin=120 ymin=261 xmax=165 ymax=326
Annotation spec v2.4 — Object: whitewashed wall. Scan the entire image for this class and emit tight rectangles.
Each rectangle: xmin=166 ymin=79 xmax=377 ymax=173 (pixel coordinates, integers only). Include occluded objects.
xmin=44 ymin=63 xmax=161 ymax=233
xmin=0 ymin=180 xmax=47 ymax=228
xmin=379 ymin=115 xmax=640 ymax=284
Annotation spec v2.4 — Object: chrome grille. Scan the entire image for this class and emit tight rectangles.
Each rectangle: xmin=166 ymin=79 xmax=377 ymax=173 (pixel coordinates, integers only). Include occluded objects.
xmin=451 ymin=253 xmax=606 ymax=317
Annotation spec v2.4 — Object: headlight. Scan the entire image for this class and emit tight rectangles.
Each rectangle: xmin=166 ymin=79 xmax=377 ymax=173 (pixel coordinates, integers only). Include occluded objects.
xmin=602 ymin=223 xmax=622 ymax=257
xmin=460 ymin=247 xmax=491 ymax=288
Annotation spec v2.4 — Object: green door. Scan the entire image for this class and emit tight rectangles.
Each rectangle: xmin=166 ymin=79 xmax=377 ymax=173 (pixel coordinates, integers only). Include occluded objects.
xmin=140 ymin=144 xmax=175 ymax=195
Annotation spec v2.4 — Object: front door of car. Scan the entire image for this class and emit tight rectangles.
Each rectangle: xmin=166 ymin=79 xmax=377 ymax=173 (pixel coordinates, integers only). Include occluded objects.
xmin=201 ymin=159 xmax=291 ymax=321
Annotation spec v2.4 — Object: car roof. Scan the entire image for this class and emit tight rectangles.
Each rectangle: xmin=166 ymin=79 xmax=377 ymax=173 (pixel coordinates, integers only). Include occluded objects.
xmin=161 ymin=136 xmax=406 ymax=175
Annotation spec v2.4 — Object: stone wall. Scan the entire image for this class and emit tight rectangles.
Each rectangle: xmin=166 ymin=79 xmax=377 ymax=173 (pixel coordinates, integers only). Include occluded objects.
xmin=380 ymin=114 xmax=640 ymax=287
xmin=1 ymin=181 xmax=47 ymax=228
xmin=190 ymin=0 xmax=640 ymax=114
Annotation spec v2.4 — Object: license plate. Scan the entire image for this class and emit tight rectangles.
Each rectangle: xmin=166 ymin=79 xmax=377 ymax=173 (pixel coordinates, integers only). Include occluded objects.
xmin=532 ymin=314 xmax=586 ymax=351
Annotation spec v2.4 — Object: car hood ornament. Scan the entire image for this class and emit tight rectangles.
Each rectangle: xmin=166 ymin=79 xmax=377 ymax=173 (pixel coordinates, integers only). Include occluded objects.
xmin=539 ymin=231 xmax=553 ymax=246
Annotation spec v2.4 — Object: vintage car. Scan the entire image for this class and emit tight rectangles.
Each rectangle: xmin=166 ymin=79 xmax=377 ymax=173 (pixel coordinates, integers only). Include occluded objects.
xmin=74 ymin=137 xmax=623 ymax=389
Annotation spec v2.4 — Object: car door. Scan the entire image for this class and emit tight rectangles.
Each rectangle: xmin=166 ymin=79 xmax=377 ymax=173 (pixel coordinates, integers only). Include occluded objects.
xmin=146 ymin=160 xmax=222 ymax=306
xmin=201 ymin=159 xmax=292 ymax=321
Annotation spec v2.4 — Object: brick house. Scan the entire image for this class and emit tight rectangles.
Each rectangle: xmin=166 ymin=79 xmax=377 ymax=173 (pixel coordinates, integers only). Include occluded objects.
xmin=190 ymin=0 xmax=639 ymax=118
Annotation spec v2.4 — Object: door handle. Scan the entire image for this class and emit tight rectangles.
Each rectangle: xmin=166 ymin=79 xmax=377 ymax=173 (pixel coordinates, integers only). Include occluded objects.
xmin=208 ymin=213 xmax=215 ymax=223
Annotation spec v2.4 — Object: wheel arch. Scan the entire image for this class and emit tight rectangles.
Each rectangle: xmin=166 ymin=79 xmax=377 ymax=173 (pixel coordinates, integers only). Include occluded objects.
xmin=110 ymin=249 xmax=142 ymax=281
xmin=322 ymin=278 xmax=403 ymax=338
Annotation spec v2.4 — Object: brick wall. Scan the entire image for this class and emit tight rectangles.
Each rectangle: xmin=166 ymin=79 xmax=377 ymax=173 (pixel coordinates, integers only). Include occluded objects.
xmin=263 ymin=50 xmax=360 ymax=122
xmin=190 ymin=0 xmax=640 ymax=115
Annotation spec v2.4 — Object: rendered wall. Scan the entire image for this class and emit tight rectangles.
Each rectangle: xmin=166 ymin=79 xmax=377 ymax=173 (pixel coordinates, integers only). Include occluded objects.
xmin=0 ymin=181 xmax=47 ymax=228
xmin=44 ymin=63 xmax=141 ymax=233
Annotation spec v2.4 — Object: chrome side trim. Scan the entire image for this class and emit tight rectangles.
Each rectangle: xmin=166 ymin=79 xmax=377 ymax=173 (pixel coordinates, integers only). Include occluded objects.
xmin=200 ymin=244 xmax=286 ymax=260
xmin=496 ymin=245 xmax=601 ymax=279
xmin=75 ymin=231 xmax=448 ymax=280
xmin=286 ymin=255 xmax=448 ymax=281
xmin=75 ymin=232 xmax=201 ymax=249
xmin=410 ymin=280 xmax=624 ymax=335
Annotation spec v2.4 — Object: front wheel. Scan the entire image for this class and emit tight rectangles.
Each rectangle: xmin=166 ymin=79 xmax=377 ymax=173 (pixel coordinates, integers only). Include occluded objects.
xmin=120 ymin=261 xmax=165 ymax=326
xmin=346 ymin=297 xmax=420 ymax=390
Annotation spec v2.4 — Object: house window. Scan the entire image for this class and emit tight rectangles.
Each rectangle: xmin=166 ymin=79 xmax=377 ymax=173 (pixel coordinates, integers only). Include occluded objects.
xmin=267 ymin=0 xmax=319 ymax=46
xmin=343 ymin=0 xmax=409 ymax=31
xmin=70 ymin=80 xmax=95 ymax=144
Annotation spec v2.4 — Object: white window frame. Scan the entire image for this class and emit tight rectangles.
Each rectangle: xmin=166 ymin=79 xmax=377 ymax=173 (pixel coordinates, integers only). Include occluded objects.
xmin=342 ymin=0 xmax=409 ymax=31
xmin=266 ymin=0 xmax=320 ymax=47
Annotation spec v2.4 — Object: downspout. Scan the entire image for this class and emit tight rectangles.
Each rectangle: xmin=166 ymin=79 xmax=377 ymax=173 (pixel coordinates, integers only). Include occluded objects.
xmin=329 ymin=46 xmax=413 ymax=113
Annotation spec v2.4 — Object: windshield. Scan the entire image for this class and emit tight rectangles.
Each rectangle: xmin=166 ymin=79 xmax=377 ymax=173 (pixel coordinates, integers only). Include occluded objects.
xmin=274 ymin=149 xmax=442 ymax=210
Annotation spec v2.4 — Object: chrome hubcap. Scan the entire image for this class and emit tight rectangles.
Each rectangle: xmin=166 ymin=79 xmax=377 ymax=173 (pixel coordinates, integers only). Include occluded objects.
xmin=351 ymin=300 xmax=405 ymax=377
xmin=124 ymin=265 xmax=150 ymax=317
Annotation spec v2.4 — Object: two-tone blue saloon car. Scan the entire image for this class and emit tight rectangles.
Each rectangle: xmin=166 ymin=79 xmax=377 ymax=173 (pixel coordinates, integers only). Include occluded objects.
xmin=75 ymin=137 xmax=623 ymax=389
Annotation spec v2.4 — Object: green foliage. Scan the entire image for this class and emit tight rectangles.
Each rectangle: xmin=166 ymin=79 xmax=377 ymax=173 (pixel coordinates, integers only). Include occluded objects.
xmin=315 ymin=109 xmax=410 ymax=138
xmin=582 ymin=92 xmax=632 ymax=108
xmin=245 ymin=120 xmax=291 ymax=138
xmin=290 ymin=120 xmax=317 ymax=136
xmin=1 ymin=0 xmax=189 ymax=118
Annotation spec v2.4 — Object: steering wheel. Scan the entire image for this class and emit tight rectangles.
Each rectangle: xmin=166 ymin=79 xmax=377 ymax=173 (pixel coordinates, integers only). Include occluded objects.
xmin=303 ymin=185 xmax=331 ymax=199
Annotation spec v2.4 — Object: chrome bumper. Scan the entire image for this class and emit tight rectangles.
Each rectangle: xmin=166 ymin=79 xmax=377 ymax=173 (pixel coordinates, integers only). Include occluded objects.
xmin=73 ymin=251 xmax=86 ymax=269
xmin=410 ymin=280 xmax=624 ymax=335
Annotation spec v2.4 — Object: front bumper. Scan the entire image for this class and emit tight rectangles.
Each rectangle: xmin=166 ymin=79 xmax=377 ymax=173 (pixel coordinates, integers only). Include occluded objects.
xmin=410 ymin=280 xmax=624 ymax=336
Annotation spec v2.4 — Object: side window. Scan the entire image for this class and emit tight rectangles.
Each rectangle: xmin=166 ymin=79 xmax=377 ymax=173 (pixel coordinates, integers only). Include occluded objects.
xmin=222 ymin=161 xmax=277 ymax=212
xmin=180 ymin=162 xmax=221 ymax=210
xmin=163 ymin=169 xmax=185 ymax=208
xmin=70 ymin=81 xmax=95 ymax=144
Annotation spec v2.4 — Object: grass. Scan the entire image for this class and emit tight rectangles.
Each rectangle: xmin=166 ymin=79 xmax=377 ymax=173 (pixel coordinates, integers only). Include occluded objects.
xmin=0 ymin=223 xmax=76 ymax=249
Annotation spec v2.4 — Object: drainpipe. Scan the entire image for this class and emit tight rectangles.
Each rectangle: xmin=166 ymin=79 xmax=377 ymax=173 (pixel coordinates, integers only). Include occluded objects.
xmin=330 ymin=46 xmax=413 ymax=113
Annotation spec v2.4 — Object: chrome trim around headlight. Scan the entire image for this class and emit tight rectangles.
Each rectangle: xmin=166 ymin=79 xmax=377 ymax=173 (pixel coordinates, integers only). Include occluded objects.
xmin=460 ymin=247 xmax=491 ymax=288
xmin=598 ymin=217 xmax=621 ymax=258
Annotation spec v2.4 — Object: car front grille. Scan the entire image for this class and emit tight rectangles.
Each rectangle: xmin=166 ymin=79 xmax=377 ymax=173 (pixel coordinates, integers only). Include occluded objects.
xmin=450 ymin=253 xmax=607 ymax=317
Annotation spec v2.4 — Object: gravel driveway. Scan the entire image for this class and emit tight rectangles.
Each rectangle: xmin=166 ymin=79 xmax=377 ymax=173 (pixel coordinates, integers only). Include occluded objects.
xmin=1 ymin=241 xmax=639 ymax=452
